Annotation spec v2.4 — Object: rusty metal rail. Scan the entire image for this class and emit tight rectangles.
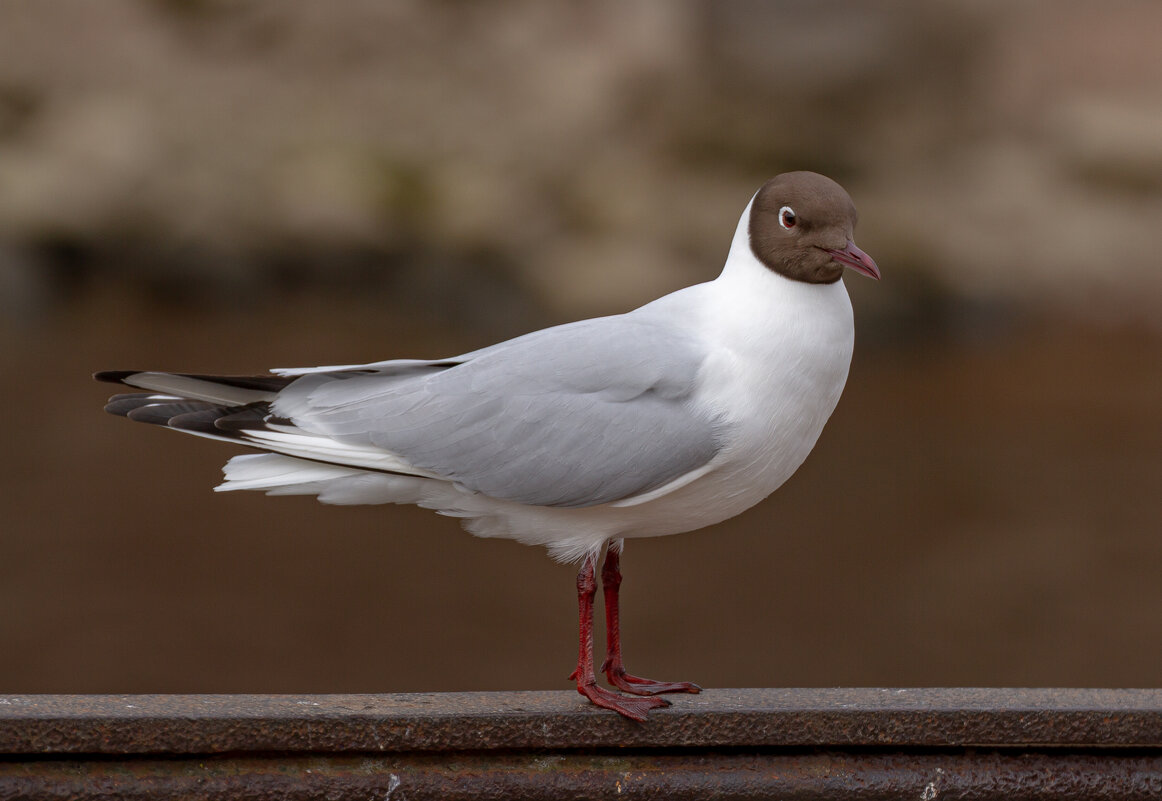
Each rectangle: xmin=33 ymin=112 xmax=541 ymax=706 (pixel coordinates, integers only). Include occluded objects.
xmin=3 ymin=688 xmax=1162 ymax=799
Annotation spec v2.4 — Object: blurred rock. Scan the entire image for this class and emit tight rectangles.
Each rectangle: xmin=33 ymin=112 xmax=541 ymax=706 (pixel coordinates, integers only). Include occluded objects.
xmin=0 ymin=0 xmax=1159 ymax=331
xmin=0 ymin=244 xmax=53 ymax=324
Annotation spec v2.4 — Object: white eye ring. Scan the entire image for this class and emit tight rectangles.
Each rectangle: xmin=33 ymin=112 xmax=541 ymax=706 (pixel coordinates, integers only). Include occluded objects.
xmin=778 ymin=206 xmax=797 ymax=230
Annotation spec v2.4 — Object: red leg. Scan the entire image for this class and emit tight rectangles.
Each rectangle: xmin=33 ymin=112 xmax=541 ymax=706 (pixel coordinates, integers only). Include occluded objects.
xmin=569 ymin=551 xmax=669 ymax=721
xmin=599 ymin=544 xmax=702 ymax=696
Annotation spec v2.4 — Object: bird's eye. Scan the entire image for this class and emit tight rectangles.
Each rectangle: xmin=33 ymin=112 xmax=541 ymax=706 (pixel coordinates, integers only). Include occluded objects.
xmin=778 ymin=206 xmax=797 ymax=230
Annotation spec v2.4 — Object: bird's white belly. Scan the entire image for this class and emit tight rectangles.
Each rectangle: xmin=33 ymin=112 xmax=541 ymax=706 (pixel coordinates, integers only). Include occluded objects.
xmin=621 ymin=310 xmax=854 ymax=536
xmin=452 ymin=276 xmax=856 ymax=562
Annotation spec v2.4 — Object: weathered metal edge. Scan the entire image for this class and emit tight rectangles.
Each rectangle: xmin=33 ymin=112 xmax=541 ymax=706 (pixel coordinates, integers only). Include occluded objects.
xmin=3 ymin=688 xmax=1162 ymax=754
xmin=5 ymin=752 xmax=1162 ymax=801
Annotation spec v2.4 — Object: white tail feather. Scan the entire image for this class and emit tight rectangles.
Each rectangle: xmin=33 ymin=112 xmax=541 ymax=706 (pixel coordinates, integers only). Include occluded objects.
xmin=216 ymin=454 xmax=433 ymax=505
xmin=237 ymin=429 xmax=441 ymax=478
xmin=216 ymin=453 xmax=364 ymax=491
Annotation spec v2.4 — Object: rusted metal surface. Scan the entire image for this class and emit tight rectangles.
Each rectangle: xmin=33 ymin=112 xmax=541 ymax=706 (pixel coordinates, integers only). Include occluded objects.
xmin=4 ymin=752 xmax=1162 ymax=801
xmin=3 ymin=689 xmax=1162 ymax=799
xmin=3 ymin=688 xmax=1162 ymax=754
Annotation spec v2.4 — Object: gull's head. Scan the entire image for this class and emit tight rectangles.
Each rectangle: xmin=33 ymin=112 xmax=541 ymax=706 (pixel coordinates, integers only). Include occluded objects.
xmin=748 ymin=171 xmax=880 ymax=284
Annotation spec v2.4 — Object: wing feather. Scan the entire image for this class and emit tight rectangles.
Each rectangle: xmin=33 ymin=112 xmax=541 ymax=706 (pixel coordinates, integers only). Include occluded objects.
xmin=275 ymin=313 xmax=723 ymax=508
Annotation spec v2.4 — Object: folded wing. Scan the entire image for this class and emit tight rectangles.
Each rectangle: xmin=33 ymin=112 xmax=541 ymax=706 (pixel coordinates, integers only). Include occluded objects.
xmin=99 ymin=313 xmax=723 ymax=509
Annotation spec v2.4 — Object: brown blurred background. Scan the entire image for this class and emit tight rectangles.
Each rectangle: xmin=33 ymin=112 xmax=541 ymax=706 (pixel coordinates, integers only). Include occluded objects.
xmin=1 ymin=0 xmax=1160 ymax=696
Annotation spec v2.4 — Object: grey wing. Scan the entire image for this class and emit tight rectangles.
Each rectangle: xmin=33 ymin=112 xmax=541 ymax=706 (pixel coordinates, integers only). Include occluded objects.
xmin=273 ymin=315 xmax=723 ymax=508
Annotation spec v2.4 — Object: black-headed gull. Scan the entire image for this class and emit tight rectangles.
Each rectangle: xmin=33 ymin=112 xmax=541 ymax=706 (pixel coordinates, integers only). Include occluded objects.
xmin=97 ymin=171 xmax=879 ymax=721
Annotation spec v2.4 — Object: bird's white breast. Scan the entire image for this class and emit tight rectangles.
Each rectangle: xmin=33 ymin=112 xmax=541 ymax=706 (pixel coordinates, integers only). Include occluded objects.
xmin=608 ymin=248 xmax=855 ymax=539
xmin=699 ymin=267 xmax=853 ymax=490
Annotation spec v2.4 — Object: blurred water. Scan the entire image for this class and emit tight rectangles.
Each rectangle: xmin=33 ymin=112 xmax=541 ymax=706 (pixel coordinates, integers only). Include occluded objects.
xmin=1 ymin=286 xmax=1159 ymax=693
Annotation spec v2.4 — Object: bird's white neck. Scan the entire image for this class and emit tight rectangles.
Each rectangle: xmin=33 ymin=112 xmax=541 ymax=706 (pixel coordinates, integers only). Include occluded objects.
xmin=719 ymin=194 xmax=759 ymax=282
xmin=698 ymin=197 xmax=854 ymax=365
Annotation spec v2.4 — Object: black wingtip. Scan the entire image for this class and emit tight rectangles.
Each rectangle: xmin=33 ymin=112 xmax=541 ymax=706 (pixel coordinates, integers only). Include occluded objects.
xmin=104 ymin=393 xmax=157 ymax=417
xmin=94 ymin=370 xmax=294 ymax=393
xmin=124 ymin=403 xmax=182 ymax=425
xmin=94 ymin=370 xmax=141 ymax=384
xmin=124 ymin=399 xmax=222 ymax=427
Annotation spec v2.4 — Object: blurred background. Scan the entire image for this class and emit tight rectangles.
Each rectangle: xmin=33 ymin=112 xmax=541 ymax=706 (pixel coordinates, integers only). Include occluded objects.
xmin=1 ymin=0 xmax=1160 ymax=695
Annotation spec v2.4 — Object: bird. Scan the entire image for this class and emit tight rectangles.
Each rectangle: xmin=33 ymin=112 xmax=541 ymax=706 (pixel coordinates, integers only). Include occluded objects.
xmin=96 ymin=171 xmax=879 ymax=721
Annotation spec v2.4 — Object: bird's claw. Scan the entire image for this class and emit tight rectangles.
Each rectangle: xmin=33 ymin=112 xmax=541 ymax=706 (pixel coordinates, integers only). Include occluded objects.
xmin=607 ymin=671 xmax=702 ymax=697
xmin=575 ymin=681 xmax=670 ymax=721
xmin=600 ymin=660 xmax=702 ymax=697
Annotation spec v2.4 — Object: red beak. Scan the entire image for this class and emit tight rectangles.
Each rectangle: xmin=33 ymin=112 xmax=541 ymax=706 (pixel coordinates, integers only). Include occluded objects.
xmin=826 ymin=240 xmax=880 ymax=280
